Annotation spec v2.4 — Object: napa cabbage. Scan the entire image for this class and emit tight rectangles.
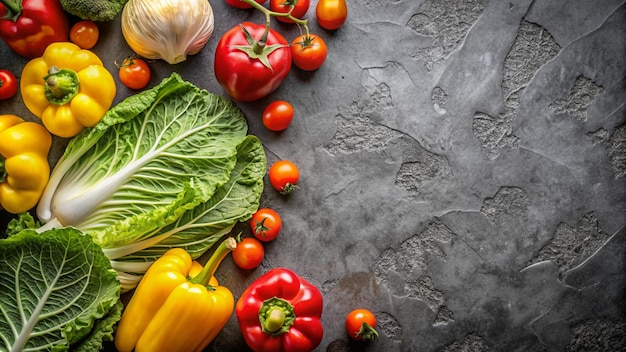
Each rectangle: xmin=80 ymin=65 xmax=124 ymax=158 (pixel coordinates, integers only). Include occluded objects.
xmin=31 ymin=73 xmax=265 ymax=290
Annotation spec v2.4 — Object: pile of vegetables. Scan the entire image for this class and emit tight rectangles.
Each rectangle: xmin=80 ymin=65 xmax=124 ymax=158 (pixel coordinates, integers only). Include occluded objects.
xmin=0 ymin=0 xmax=373 ymax=351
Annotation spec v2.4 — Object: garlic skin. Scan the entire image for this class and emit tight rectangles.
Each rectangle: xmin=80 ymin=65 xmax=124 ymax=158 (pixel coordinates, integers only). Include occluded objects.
xmin=121 ymin=0 xmax=214 ymax=64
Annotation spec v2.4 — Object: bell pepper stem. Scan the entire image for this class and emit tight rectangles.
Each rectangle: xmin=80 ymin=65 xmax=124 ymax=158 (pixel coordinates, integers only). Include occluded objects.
xmin=259 ymin=297 xmax=296 ymax=336
xmin=0 ymin=0 xmax=21 ymax=20
xmin=190 ymin=237 xmax=236 ymax=285
xmin=264 ymin=309 xmax=285 ymax=333
xmin=44 ymin=66 xmax=80 ymax=105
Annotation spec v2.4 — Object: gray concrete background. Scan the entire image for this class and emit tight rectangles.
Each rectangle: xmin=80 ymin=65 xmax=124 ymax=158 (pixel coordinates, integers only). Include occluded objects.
xmin=1 ymin=0 xmax=625 ymax=351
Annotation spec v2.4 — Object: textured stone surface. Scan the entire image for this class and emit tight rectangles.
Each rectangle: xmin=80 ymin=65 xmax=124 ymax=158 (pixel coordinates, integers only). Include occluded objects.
xmin=1 ymin=0 xmax=625 ymax=351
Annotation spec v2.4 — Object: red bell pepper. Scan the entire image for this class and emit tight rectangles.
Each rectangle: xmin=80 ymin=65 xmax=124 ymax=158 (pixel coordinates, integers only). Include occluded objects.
xmin=0 ymin=0 xmax=69 ymax=58
xmin=236 ymin=268 xmax=324 ymax=352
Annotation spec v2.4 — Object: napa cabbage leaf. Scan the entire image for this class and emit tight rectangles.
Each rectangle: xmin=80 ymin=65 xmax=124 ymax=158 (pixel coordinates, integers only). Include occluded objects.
xmin=37 ymin=73 xmax=248 ymax=248
xmin=31 ymin=73 xmax=265 ymax=290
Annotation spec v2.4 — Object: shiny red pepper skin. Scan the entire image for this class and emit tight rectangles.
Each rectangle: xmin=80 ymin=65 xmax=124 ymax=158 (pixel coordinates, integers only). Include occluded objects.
xmin=0 ymin=0 xmax=69 ymax=58
xmin=236 ymin=268 xmax=324 ymax=352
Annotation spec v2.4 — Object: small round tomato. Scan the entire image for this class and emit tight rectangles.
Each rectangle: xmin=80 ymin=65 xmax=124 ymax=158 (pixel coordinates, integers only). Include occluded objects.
xmin=118 ymin=57 xmax=151 ymax=90
xmin=251 ymin=208 xmax=282 ymax=242
xmin=270 ymin=0 xmax=310 ymax=23
xmin=291 ymin=34 xmax=328 ymax=71
xmin=345 ymin=308 xmax=379 ymax=341
xmin=263 ymin=100 xmax=294 ymax=131
xmin=269 ymin=160 xmax=300 ymax=194
xmin=0 ymin=69 xmax=18 ymax=100
xmin=232 ymin=237 xmax=265 ymax=270
xmin=316 ymin=0 xmax=348 ymax=30
xmin=69 ymin=21 xmax=99 ymax=49
xmin=225 ymin=0 xmax=266 ymax=9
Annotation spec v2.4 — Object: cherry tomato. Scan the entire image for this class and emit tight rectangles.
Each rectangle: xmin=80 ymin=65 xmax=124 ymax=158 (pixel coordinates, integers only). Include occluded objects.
xmin=270 ymin=0 xmax=310 ymax=24
xmin=0 ymin=69 xmax=18 ymax=100
xmin=290 ymin=34 xmax=328 ymax=71
xmin=118 ymin=58 xmax=151 ymax=90
xmin=69 ymin=21 xmax=99 ymax=49
xmin=316 ymin=0 xmax=348 ymax=30
xmin=214 ymin=22 xmax=292 ymax=102
xmin=345 ymin=308 xmax=379 ymax=341
xmin=263 ymin=100 xmax=294 ymax=131
xmin=269 ymin=159 xmax=300 ymax=194
xmin=251 ymin=208 xmax=282 ymax=242
xmin=225 ymin=0 xmax=266 ymax=9
xmin=232 ymin=237 xmax=265 ymax=270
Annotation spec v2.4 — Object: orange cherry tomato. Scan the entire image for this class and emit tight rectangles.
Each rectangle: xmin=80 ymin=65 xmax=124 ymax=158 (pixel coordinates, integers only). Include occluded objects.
xmin=291 ymin=34 xmax=328 ymax=71
xmin=263 ymin=100 xmax=294 ymax=131
xmin=316 ymin=0 xmax=347 ymax=30
xmin=251 ymin=208 xmax=282 ymax=242
xmin=345 ymin=308 xmax=379 ymax=341
xmin=69 ymin=21 xmax=99 ymax=49
xmin=118 ymin=57 xmax=151 ymax=90
xmin=232 ymin=237 xmax=265 ymax=270
xmin=268 ymin=159 xmax=300 ymax=194
xmin=0 ymin=69 xmax=18 ymax=100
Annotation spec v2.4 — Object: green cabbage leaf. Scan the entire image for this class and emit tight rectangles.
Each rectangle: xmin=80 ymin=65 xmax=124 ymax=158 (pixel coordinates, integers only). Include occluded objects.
xmin=0 ymin=227 xmax=121 ymax=351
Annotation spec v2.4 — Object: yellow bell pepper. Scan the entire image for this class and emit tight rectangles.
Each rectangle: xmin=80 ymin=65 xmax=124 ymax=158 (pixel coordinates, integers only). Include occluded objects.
xmin=0 ymin=114 xmax=52 ymax=214
xmin=115 ymin=237 xmax=237 ymax=352
xmin=20 ymin=42 xmax=116 ymax=138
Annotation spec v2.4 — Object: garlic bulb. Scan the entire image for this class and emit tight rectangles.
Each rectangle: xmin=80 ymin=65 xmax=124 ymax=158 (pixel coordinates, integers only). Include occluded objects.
xmin=121 ymin=0 xmax=214 ymax=64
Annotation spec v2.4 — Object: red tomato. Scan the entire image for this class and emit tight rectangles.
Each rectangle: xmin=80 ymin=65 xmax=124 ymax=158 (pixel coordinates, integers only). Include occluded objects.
xmin=0 ymin=69 xmax=18 ymax=100
xmin=118 ymin=58 xmax=151 ymax=90
xmin=251 ymin=208 xmax=282 ymax=242
xmin=225 ymin=0 xmax=266 ymax=9
xmin=269 ymin=160 xmax=299 ymax=194
xmin=290 ymin=34 xmax=328 ymax=71
xmin=214 ymin=22 xmax=292 ymax=102
xmin=69 ymin=21 xmax=99 ymax=49
xmin=316 ymin=0 xmax=348 ymax=30
xmin=345 ymin=309 xmax=379 ymax=341
xmin=263 ymin=100 xmax=294 ymax=131
xmin=270 ymin=0 xmax=310 ymax=24
xmin=232 ymin=237 xmax=265 ymax=270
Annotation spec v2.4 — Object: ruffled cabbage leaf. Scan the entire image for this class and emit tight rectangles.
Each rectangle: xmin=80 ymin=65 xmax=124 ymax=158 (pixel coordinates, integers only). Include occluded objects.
xmin=37 ymin=73 xmax=248 ymax=248
xmin=106 ymin=135 xmax=266 ymax=289
xmin=0 ymin=227 xmax=121 ymax=351
xmin=31 ymin=73 xmax=265 ymax=291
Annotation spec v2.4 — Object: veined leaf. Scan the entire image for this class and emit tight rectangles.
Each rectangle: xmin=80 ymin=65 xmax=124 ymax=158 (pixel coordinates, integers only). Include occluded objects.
xmin=36 ymin=73 xmax=248 ymax=248
xmin=0 ymin=228 xmax=120 ymax=351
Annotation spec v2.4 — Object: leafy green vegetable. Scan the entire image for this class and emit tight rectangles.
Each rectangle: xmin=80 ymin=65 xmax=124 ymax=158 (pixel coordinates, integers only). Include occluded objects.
xmin=107 ymin=135 xmax=266 ymax=289
xmin=38 ymin=73 xmax=247 ymax=244
xmin=33 ymin=73 xmax=264 ymax=290
xmin=0 ymin=227 xmax=121 ymax=351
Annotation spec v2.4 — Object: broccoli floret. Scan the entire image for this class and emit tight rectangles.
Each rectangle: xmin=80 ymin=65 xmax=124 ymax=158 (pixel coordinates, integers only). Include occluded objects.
xmin=60 ymin=0 xmax=129 ymax=22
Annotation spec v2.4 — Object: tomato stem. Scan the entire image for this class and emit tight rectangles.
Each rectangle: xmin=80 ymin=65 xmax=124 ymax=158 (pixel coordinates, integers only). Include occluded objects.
xmin=240 ymin=0 xmax=310 ymax=36
xmin=357 ymin=322 xmax=379 ymax=341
